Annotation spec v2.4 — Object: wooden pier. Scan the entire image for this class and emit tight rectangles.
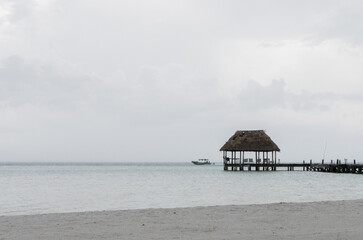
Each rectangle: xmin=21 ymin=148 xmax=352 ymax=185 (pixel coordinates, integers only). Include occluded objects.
xmin=224 ymin=161 xmax=363 ymax=174
xmin=220 ymin=130 xmax=362 ymax=174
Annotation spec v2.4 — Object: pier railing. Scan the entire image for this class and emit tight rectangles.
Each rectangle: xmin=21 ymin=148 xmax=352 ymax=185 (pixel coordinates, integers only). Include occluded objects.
xmin=223 ymin=160 xmax=363 ymax=174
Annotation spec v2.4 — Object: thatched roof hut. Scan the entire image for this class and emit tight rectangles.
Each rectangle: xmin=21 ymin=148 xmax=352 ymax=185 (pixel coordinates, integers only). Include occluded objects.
xmin=220 ymin=130 xmax=280 ymax=171
xmin=220 ymin=130 xmax=280 ymax=152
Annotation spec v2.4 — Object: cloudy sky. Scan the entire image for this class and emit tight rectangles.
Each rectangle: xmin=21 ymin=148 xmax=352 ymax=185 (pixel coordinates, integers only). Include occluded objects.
xmin=1 ymin=0 xmax=363 ymax=162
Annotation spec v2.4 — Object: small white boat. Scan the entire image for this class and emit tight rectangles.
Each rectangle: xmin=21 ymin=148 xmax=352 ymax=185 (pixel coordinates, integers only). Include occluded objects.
xmin=191 ymin=159 xmax=211 ymax=165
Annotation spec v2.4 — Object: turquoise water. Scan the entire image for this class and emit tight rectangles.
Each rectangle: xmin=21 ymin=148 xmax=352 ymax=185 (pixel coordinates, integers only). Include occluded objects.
xmin=1 ymin=162 xmax=363 ymax=216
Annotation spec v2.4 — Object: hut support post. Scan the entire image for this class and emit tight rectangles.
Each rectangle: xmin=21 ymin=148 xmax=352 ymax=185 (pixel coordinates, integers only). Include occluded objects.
xmin=230 ymin=151 xmax=233 ymax=171
xmin=232 ymin=151 xmax=235 ymax=171
xmin=276 ymin=151 xmax=278 ymax=170
xmin=272 ymin=151 xmax=275 ymax=171
xmin=242 ymin=151 xmax=245 ymax=171
xmin=234 ymin=151 xmax=237 ymax=171
xmin=231 ymin=151 xmax=233 ymax=170
xmin=223 ymin=151 xmax=227 ymax=171
xmin=274 ymin=151 xmax=276 ymax=171
xmin=272 ymin=151 xmax=274 ymax=171
xmin=236 ymin=151 xmax=238 ymax=170
xmin=239 ymin=151 xmax=242 ymax=171
xmin=273 ymin=151 xmax=275 ymax=170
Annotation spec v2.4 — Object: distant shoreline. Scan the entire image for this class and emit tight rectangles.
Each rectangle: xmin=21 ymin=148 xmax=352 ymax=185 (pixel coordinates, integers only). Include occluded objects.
xmin=1 ymin=199 xmax=363 ymax=239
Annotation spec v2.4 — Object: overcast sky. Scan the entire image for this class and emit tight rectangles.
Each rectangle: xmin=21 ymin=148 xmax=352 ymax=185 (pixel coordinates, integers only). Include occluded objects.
xmin=1 ymin=0 xmax=363 ymax=162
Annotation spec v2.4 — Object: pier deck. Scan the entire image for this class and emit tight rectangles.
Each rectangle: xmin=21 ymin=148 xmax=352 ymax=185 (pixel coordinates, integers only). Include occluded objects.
xmin=224 ymin=162 xmax=363 ymax=174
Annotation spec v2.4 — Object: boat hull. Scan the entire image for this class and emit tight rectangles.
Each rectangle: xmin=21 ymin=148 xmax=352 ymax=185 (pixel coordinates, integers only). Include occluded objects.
xmin=191 ymin=161 xmax=211 ymax=165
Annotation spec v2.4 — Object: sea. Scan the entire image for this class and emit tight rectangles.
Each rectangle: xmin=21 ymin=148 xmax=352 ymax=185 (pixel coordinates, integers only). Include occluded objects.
xmin=1 ymin=162 xmax=363 ymax=216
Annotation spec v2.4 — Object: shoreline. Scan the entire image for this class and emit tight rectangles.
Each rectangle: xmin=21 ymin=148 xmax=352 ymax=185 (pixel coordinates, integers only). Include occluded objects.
xmin=1 ymin=198 xmax=362 ymax=217
xmin=1 ymin=199 xmax=363 ymax=239
xmin=1 ymin=197 xmax=361 ymax=218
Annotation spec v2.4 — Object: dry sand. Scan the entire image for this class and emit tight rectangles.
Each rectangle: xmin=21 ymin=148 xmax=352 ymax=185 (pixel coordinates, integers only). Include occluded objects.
xmin=1 ymin=200 xmax=363 ymax=240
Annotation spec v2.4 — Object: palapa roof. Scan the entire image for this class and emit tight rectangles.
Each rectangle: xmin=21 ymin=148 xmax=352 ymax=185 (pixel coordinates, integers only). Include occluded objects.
xmin=220 ymin=130 xmax=280 ymax=152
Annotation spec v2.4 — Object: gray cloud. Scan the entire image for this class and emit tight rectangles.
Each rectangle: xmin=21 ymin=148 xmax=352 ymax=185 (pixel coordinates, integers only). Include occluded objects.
xmin=1 ymin=1 xmax=363 ymax=162
xmin=0 ymin=56 xmax=90 ymax=109
xmin=309 ymin=2 xmax=363 ymax=44
xmin=0 ymin=0 xmax=36 ymax=24
xmin=287 ymin=91 xmax=363 ymax=112
xmin=239 ymin=79 xmax=285 ymax=111
xmin=238 ymin=79 xmax=363 ymax=114
xmin=1 ymin=55 xmax=360 ymax=125
xmin=287 ymin=91 xmax=332 ymax=112
xmin=0 ymin=56 xmax=225 ymax=126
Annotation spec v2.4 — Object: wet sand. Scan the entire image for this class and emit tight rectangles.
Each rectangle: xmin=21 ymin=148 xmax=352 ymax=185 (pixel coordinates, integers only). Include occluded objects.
xmin=1 ymin=200 xmax=363 ymax=240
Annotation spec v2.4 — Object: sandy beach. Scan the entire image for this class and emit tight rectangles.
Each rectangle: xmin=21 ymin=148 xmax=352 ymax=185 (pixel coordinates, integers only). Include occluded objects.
xmin=1 ymin=200 xmax=362 ymax=240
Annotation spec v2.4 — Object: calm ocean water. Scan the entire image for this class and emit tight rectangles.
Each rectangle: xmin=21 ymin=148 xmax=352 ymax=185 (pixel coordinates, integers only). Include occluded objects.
xmin=1 ymin=162 xmax=363 ymax=216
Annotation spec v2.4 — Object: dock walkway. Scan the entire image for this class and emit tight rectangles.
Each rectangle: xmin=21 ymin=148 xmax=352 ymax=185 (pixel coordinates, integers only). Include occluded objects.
xmin=224 ymin=162 xmax=363 ymax=174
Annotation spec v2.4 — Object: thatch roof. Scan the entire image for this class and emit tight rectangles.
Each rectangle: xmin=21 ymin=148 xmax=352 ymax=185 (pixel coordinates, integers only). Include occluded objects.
xmin=220 ymin=130 xmax=280 ymax=152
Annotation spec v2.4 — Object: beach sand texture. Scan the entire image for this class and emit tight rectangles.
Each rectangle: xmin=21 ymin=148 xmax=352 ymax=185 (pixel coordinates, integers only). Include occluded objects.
xmin=1 ymin=200 xmax=362 ymax=240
